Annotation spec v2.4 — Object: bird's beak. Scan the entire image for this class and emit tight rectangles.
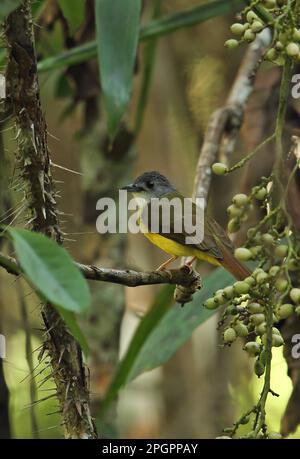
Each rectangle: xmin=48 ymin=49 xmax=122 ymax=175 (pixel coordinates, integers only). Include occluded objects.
xmin=120 ymin=183 xmax=143 ymax=192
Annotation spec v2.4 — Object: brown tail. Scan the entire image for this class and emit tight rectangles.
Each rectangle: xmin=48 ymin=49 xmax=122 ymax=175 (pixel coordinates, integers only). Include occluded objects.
xmin=220 ymin=249 xmax=251 ymax=280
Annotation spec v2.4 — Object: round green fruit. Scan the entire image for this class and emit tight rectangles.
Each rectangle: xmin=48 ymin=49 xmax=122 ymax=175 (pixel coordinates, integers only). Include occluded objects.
xmin=224 ymin=327 xmax=237 ymax=343
xmin=212 ymin=162 xmax=228 ymax=175
xmin=234 ymin=281 xmax=250 ymax=294
xmin=234 ymin=247 xmax=252 ymax=261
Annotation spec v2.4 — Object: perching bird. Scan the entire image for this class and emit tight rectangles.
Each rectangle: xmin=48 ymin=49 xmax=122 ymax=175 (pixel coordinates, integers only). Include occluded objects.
xmin=121 ymin=171 xmax=251 ymax=280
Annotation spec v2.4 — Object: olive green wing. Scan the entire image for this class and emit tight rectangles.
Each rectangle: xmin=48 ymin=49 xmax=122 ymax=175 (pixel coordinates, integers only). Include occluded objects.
xmin=141 ymin=193 xmax=230 ymax=261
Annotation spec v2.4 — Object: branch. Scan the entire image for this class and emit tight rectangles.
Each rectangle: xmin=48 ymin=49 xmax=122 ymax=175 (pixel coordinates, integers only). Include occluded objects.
xmin=0 ymin=251 xmax=202 ymax=290
xmin=193 ymin=30 xmax=271 ymax=203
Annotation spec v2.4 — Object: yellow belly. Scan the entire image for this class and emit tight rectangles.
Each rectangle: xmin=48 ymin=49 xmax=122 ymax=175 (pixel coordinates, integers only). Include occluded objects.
xmin=144 ymin=232 xmax=221 ymax=266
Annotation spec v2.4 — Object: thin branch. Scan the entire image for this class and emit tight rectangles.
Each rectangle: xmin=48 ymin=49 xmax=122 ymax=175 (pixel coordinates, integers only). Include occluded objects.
xmin=0 ymin=251 xmax=201 ymax=289
xmin=193 ymin=30 xmax=271 ymax=204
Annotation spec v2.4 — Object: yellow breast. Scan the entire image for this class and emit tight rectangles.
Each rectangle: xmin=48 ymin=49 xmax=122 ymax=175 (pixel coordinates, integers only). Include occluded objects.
xmin=143 ymin=232 xmax=220 ymax=266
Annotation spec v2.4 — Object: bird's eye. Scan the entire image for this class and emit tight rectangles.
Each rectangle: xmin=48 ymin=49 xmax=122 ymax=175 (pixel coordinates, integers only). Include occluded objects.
xmin=147 ymin=181 xmax=154 ymax=189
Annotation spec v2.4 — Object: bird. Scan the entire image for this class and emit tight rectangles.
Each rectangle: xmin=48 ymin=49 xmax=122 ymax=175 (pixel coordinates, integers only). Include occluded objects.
xmin=121 ymin=171 xmax=251 ymax=280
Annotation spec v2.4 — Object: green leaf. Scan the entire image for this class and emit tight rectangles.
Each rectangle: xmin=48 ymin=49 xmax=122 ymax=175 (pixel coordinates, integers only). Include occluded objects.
xmin=97 ymin=285 xmax=174 ymax=426
xmin=98 ymin=268 xmax=234 ymax=422
xmin=57 ymin=0 xmax=85 ymax=35
xmin=128 ymin=268 xmax=233 ymax=381
xmin=139 ymin=0 xmax=243 ymax=41
xmin=38 ymin=0 xmax=242 ymax=73
xmin=56 ymin=307 xmax=89 ymax=357
xmin=0 ymin=0 xmax=22 ymax=21
xmin=95 ymin=0 xmax=142 ymax=139
xmin=8 ymin=228 xmax=91 ymax=313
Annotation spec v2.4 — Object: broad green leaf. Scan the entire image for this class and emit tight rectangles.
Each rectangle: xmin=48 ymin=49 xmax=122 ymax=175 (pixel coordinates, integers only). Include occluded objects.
xmin=57 ymin=0 xmax=85 ymax=35
xmin=98 ymin=268 xmax=234 ymax=422
xmin=95 ymin=0 xmax=142 ymax=139
xmin=97 ymin=285 xmax=174 ymax=426
xmin=56 ymin=307 xmax=89 ymax=357
xmin=38 ymin=0 xmax=242 ymax=73
xmin=128 ymin=268 xmax=233 ymax=381
xmin=8 ymin=228 xmax=91 ymax=313
xmin=0 ymin=0 xmax=22 ymax=21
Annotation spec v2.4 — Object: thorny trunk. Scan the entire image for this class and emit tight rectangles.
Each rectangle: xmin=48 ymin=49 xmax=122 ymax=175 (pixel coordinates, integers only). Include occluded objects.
xmin=5 ymin=0 xmax=96 ymax=438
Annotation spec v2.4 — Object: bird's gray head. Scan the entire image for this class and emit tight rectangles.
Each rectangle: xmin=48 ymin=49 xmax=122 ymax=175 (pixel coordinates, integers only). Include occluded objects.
xmin=121 ymin=171 xmax=176 ymax=200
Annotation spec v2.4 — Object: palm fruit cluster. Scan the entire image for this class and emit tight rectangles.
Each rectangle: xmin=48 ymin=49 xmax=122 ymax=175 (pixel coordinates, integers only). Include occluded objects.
xmin=203 ymin=174 xmax=300 ymax=374
xmin=224 ymin=0 xmax=300 ymax=64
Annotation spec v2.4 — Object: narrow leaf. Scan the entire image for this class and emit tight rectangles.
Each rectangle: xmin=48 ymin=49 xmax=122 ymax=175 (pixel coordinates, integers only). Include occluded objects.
xmin=38 ymin=0 xmax=242 ymax=73
xmin=8 ymin=228 xmax=91 ymax=313
xmin=98 ymin=268 xmax=234 ymax=421
xmin=57 ymin=0 xmax=85 ymax=35
xmin=95 ymin=0 xmax=142 ymax=138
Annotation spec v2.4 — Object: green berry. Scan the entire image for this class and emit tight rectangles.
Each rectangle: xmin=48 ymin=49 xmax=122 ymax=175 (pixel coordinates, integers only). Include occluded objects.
xmin=296 ymin=305 xmax=300 ymax=314
xmin=232 ymin=193 xmax=248 ymax=207
xmin=215 ymin=292 xmax=227 ymax=305
xmin=224 ymin=327 xmax=237 ymax=343
xmin=234 ymin=247 xmax=252 ymax=261
xmin=262 ymin=233 xmax=274 ymax=246
xmin=234 ymin=321 xmax=249 ymax=337
xmin=248 ymin=302 xmax=264 ymax=314
xmin=240 ymin=416 xmax=250 ymax=425
xmin=272 ymin=334 xmax=284 ymax=347
xmin=265 ymin=48 xmax=277 ymax=61
xmin=277 ymin=303 xmax=294 ymax=319
xmin=244 ymin=341 xmax=260 ymax=356
xmin=212 ymin=162 xmax=228 ymax=175
xmin=254 ymin=359 xmax=265 ymax=377
xmin=275 ymin=41 xmax=284 ymax=51
xmin=227 ymin=305 xmax=238 ymax=315
xmin=246 ymin=11 xmax=258 ymax=23
xmin=233 ymin=281 xmax=250 ymax=294
xmin=254 ymin=186 xmax=267 ymax=200
xmin=225 ymin=39 xmax=239 ymax=49
xmin=251 ymin=21 xmax=264 ymax=33
xmin=269 ymin=265 xmax=280 ymax=276
xmin=244 ymin=276 xmax=255 ymax=286
xmin=274 ymin=245 xmax=288 ymax=258
xmin=255 ymin=322 xmax=266 ymax=336
xmin=250 ymin=313 xmax=265 ymax=325
xmin=204 ymin=297 xmax=218 ymax=310
xmin=230 ymin=23 xmax=245 ymax=35
xmin=250 ymin=245 xmax=262 ymax=257
xmin=286 ymin=43 xmax=300 ymax=57
xmin=228 ymin=218 xmax=240 ymax=233
xmin=272 ymin=327 xmax=280 ymax=335
xmin=293 ymin=28 xmax=300 ymax=42
xmin=223 ymin=286 xmax=234 ymax=299
xmin=275 ymin=278 xmax=288 ymax=293
xmin=227 ymin=204 xmax=243 ymax=217
xmin=244 ymin=30 xmax=256 ymax=42
xmin=256 ymin=271 xmax=268 ymax=284
xmin=290 ymin=288 xmax=300 ymax=303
